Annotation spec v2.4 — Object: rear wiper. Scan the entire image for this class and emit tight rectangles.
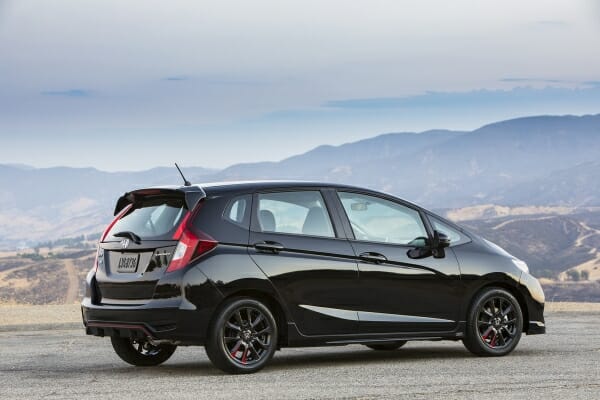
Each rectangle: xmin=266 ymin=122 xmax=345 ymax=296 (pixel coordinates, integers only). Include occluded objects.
xmin=113 ymin=231 xmax=142 ymax=244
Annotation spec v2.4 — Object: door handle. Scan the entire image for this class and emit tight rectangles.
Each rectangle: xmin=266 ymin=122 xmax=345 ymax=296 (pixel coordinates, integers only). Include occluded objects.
xmin=254 ymin=241 xmax=284 ymax=253
xmin=359 ymin=252 xmax=388 ymax=264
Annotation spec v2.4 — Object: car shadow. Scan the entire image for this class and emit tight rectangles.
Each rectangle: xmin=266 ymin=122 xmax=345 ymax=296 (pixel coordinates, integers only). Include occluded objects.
xmin=102 ymin=344 xmax=536 ymax=376
xmin=268 ymin=345 xmax=471 ymax=370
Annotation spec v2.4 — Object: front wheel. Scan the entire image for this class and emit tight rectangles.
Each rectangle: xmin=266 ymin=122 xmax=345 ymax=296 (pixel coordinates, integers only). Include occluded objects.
xmin=110 ymin=337 xmax=176 ymax=366
xmin=463 ymin=288 xmax=523 ymax=356
xmin=205 ymin=298 xmax=278 ymax=374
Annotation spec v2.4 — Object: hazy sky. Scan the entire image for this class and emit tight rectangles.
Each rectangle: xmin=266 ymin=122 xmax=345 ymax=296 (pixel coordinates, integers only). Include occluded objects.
xmin=1 ymin=0 xmax=599 ymax=171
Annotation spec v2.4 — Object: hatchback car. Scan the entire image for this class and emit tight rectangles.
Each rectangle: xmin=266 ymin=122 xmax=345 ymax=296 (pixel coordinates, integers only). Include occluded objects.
xmin=82 ymin=181 xmax=545 ymax=373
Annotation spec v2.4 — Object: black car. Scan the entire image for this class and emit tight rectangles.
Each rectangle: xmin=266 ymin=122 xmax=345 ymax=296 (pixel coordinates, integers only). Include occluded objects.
xmin=82 ymin=181 xmax=545 ymax=373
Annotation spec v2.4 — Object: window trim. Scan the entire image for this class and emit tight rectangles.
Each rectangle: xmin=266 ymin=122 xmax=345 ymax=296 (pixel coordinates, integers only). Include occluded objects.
xmin=333 ymin=189 xmax=433 ymax=247
xmin=249 ymin=188 xmax=342 ymax=239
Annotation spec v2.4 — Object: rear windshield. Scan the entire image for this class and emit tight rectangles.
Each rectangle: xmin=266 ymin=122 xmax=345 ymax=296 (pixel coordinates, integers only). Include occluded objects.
xmin=105 ymin=195 xmax=186 ymax=241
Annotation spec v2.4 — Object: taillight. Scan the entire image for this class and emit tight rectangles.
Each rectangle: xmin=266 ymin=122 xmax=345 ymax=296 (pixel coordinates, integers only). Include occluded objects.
xmin=166 ymin=211 xmax=217 ymax=273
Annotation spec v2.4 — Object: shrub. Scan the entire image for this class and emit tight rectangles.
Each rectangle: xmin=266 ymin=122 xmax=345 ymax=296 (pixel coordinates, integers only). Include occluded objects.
xmin=566 ymin=269 xmax=580 ymax=281
xmin=581 ymin=270 xmax=590 ymax=281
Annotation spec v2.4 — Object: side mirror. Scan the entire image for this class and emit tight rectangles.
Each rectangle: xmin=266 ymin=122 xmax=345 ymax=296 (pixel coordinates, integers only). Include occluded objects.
xmin=432 ymin=230 xmax=450 ymax=258
xmin=406 ymin=231 xmax=451 ymax=260
xmin=406 ymin=236 xmax=431 ymax=259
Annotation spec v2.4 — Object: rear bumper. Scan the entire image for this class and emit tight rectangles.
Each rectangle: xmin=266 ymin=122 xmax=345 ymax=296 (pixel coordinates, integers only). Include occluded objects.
xmin=82 ymin=262 xmax=225 ymax=344
xmin=82 ymin=297 xmax=208 ymax=344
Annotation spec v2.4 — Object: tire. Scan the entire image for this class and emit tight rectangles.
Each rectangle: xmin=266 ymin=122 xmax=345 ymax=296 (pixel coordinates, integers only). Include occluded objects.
xmin=364 ymin=341 xmax=407 ymax=351
xmin=110 ymin=336 xmax=176 ymax=366
xmin=463 ymin=287 xmax=523 ymax=356
xmin=205 ymin=297 xmax=278 ymax=374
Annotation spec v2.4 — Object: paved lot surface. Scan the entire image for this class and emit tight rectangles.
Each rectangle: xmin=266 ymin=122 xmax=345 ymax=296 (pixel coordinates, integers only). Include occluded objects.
xmin=0 ymin=311 xmax=599 ymax=400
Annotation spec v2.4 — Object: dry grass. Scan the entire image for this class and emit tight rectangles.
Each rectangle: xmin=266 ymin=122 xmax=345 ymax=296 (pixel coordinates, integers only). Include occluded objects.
xmin=0 ymin=304 xmax=82 ymax=327
xmin=545 ymin=301 xmax=600 ymax=312
xmin=445 ymin=204 xmax=595 ymax=222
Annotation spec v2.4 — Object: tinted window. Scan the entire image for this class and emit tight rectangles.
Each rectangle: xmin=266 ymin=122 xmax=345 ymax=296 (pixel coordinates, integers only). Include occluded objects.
xmin=192 ymin=195 xmax=250 ymax=245
xmin=338 ymin=192 xmax=427 ymax=245
xmin=106 ymin=196 xmax=185 ymax=241
xmin=257 ymin=191 xmax=335 ymax=238
xmin=429 ymin=215 xmax=470 ymax=246
xmin=224 ymin=194 xmax=251 ymax=227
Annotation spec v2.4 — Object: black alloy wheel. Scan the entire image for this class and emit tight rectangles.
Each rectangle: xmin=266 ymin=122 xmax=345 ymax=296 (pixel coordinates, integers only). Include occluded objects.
xmin=463 ymin=288 xmax=523 ymax=356
xmin=205 ymin=298 xmax=278 ymax=374
xmin=110 ymin=336 xmax=176 ymax=366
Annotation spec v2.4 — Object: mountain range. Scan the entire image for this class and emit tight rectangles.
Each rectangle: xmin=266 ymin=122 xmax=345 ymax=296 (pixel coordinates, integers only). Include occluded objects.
xmin=1 ymin=113 xmax=599 ymax=248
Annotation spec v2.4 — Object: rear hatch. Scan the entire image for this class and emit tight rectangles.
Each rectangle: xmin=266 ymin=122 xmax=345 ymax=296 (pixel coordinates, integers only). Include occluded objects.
xmin=95 ymin=186 xmax=205 ymax=304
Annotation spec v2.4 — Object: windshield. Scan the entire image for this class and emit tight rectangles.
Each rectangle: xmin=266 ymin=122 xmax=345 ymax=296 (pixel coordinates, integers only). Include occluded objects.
xmin=105 ymin=195 xmax=186 ymax=241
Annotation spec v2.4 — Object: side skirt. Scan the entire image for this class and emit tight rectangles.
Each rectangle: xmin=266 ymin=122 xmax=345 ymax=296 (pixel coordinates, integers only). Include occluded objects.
xmin=285 ymin=322 xmax=466 ymax=347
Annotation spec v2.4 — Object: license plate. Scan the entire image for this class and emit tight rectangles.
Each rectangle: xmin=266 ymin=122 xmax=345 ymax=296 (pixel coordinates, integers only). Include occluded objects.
xmin=116 ymin=254 xmax=139 ymax=273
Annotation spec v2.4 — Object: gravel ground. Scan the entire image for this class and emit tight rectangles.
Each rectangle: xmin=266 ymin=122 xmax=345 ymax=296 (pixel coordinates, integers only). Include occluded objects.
xmin=0 ymin=310 xmax=599 ymax=399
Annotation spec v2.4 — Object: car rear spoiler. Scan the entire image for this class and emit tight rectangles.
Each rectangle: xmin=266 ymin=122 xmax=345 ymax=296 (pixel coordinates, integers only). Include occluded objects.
xmin=114 ymin=185 xmax=206 ymax=215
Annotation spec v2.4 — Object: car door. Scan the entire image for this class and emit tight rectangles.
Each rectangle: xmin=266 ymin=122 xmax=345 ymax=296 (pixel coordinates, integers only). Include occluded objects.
xmin=334 ymin=190 xmax=462 ymax=334
xmin=248 ymin=189 xmax=359 ymax=336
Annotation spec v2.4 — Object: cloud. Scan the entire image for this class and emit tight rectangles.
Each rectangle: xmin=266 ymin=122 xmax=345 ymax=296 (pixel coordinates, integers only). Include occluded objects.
xmin=323 ymin=86 xmax=600 ymax=110
xmin=163 ymin=76 xmax=189 ymax=81
xmin=40 ymin=89 xmax=92 ymax=97
xmin=161 ymin=75 xmax=269 ymax=86
xmin=500 ymin=78 xmax=566 ymax=84
xmin=534 ymin=20 xmax=569 ymax=27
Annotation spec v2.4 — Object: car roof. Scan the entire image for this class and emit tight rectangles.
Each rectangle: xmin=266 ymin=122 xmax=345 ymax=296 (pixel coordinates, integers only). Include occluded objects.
xmin=138 ymin=180 xmax=427 ymax=212
xmin=196 ymin=180 xmax=363 ymax=192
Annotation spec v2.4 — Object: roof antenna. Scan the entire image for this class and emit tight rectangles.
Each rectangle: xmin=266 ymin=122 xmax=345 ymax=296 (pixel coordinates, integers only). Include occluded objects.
xmin=175 ymin=163 xmax=191 ymax=186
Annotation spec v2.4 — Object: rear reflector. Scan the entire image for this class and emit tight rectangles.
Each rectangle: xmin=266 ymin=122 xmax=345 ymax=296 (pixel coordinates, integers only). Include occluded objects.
xmin=166 ymin=212 xmax=217 ymax=273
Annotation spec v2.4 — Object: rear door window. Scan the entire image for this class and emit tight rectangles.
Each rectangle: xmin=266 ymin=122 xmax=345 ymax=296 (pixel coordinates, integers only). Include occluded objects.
xmin=106 ymin=196 xmax=186 ymax=241
xmin=256 ymin=191 xmax=335 ymax=238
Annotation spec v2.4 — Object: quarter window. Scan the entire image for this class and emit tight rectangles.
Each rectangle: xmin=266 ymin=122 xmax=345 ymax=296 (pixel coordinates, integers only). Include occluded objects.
xmin=429 ymin=215 xmax=469 ymax=246
xmin=257 ymin=191 xmax=335 ymax=238
xmin=224 ymin=194 xmax=251 ymax=227
xmin=338 ymin=192 xmax=427 ymax=245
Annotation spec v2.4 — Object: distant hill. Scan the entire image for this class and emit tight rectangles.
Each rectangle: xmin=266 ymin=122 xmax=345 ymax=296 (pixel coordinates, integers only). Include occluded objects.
xmin=502 ymin=161 xmax=600 ymax=206
xmin=459 ymin=210 xmax=600 ymax=278
xmin=208 ymin=114 xmax=600 ymax=207
xmin=0 ymin=165 xmax=216 ymax=248
xmin=213 ymin=129 xmax=465 ymax=180
xmin=0 ymin=113 xmax=599 ymax=248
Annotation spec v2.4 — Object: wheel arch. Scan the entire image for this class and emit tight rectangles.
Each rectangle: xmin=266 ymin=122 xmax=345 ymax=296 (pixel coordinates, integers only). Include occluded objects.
xmin=213 ymin=289 xmax=290 ymax=348
xmin=467 ymin=282 xmax=530 ymax=333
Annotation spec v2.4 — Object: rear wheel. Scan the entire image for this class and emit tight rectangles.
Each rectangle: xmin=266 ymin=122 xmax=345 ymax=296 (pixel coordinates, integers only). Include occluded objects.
xmin=463 ymin=288 xmax=523 ymax=356
xmin=205 ymin=298 xmax=278 ymax=374
xmin=110 ymin=337 xmax=176 ymax=366
xmin=364 ymin=341 xmax=407 ymax=351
